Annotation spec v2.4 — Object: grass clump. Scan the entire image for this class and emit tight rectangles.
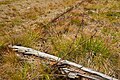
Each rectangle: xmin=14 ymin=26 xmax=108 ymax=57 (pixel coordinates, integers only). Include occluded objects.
xmin=22 ymin=7 xmax=43 ymax=20
xmin=8 ymin=30 xmax=40 ymax=47
xmin=0 ymin=50 xmax=53 ymax=80
xmin=0 ymin=28 xmax=41 ymax=50
xmin=10 ymin=17 xmax=23 ymax=26
xmin=50 ymin=30 xmax=118 ymax=76
xmin=0 ymin=22 xmax=6 ymax=28
xmin=0 ymin=0 xmax=18 ymax=5
xmin=79 ymin=37 xmax=110 ymax=58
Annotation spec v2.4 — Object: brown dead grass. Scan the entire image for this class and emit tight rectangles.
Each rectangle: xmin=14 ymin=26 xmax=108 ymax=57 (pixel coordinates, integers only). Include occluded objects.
xmin=0 ymin=0 xmax=120 ymax=79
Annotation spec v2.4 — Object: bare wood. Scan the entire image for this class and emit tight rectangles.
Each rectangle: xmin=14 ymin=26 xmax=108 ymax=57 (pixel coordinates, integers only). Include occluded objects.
xmin=9 ymin=45 xmax=118 ymax=80
xmin=61 ymin=68 xmax=99 ymax=80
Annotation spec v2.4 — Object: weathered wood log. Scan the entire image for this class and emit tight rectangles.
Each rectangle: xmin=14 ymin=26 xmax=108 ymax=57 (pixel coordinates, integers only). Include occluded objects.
xmin=9 ymin=45 xmax=118 ymax=80
xmin=60 ymin=68 xmax=99 ymax=80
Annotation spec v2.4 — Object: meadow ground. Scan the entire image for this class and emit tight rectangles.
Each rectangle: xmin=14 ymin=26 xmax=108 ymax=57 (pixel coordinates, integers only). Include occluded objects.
xmin=0 ymin=0 xmax=120 ymax=79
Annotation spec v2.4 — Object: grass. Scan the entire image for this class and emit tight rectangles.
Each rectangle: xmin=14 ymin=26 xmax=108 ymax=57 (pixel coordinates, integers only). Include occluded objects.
xmin=0 ymin=0 xmax=120 ymax=79
xmin=11 ymin=17 xmax=23 ymax=26
xmin=0 ymin=22 xmax=6 ymax=28
xmin=2 ymin=28 xmax=41 ymax=47
xmin=0 ymin=0 xmax=19 ymax=5
xmin=23 ymin=8 xmax=42 ymax=20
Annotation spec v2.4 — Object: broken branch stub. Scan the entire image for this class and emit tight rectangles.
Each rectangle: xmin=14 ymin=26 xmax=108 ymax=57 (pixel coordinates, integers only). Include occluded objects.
xmin=9 ymin=45 xmax=118 ymax=80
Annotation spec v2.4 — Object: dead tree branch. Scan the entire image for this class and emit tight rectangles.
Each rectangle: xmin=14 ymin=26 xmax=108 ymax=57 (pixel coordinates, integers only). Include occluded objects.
xmin=9 ymin=45 xmax=118 ymax=80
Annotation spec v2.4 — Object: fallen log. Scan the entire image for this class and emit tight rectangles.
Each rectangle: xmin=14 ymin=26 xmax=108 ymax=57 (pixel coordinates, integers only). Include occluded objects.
xmin=9 ymin=45 xmax=118 ymax=80
xmin=60 ymin=68 xmax=99 ymax=80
